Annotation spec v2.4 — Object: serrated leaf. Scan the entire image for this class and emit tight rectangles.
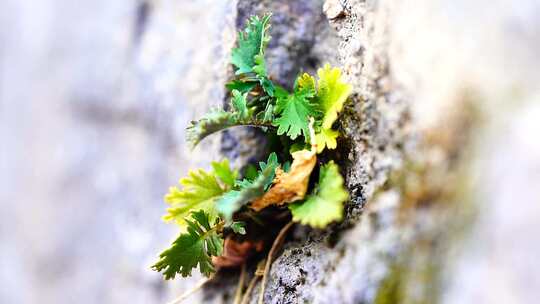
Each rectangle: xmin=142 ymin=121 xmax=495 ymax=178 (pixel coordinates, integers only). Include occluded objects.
xmin=258 ymin=152 xmax=279 ymax=189
xmin=252 ymin=54 xmax=267 ymax=77
xmin=254 ymin=54 xmax=275 ymax=96
xmin=317 ymin=64 xmax=352 ymax=129
xmin=211 ymin=159 xmax=238 ymax=188
xmin=289 ymin=161 xmax=348 ymax=228
xmin=313 ymin=64 xmax=352 ymax=152
xmin=152 ymin=210 xmax=224 ymax=279
xmin=186 ymin=109 xmax=236 ymax=148
xmin=231 ymin=90 xmax=249 ymax=120
xmin=262 ymin=103 xmax=274 ymax=123
xmin=186 ymin=91 xmax=253 ymax=148
xmin=274 ymin=92 xmax=318 ymax=140
xmin=295 ymin=73 xmax=316 ymax=97
xmin=217 ymin=153 xmax=279 ymax=220
xmin=251 ymin=149 xmax=316 ymax=211
xmin=315 ymin=128 xmax=339 ymax=153
xmin=186 ymin=105 xmax=272 ymax=149
xmin=230 ymin=14 xmax=274 ymax=97
xmin=231 ymin=15 xmax=271 ymax=75
xmin=163 ymin=160 xmax=236 ymax=228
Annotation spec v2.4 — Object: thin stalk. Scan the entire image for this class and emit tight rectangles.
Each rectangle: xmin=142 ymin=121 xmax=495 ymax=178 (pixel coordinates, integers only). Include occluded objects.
xmin=258 ymin=222 xmax=294 ymax=304
xmin=233 ymin=264 xmax=247 ymax=304
xmin=240 ymin=275 xmax=260 ymax=304
xmin=166 ymin=274 xmax=215 ymax=304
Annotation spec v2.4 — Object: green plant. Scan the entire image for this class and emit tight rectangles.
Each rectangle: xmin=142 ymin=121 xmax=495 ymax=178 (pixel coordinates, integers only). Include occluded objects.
xmin=152 ymin=14 xmax=352 ymax=281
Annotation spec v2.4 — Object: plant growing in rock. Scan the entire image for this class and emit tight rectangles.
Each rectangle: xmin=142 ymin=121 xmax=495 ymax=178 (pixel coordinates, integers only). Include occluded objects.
xmin=152 ymin=13 xmax=352 ymax=285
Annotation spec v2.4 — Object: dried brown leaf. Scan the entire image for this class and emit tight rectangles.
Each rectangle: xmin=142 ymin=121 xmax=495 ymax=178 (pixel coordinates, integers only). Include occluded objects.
xmin=212 ymin=237 xmax=264 ymax=268
xmin=250 ymin=149 xmax=316 ymax=211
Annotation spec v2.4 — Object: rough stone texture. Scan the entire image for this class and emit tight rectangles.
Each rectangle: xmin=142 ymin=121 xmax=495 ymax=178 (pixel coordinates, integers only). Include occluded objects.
xmin=235 ymin=0 xmax=540 ymax=303
xmin=2 ymin=0 xmax=540 ymax=303
xmin=235 ymin=0 xmax=411 ymax=302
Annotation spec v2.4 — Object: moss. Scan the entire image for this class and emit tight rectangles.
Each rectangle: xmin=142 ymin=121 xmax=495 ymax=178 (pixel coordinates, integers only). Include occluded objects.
xmin=374 ymin=245 xmax=442 ymax=304
xmin=374 ymin=264 xmax=405 ymax=304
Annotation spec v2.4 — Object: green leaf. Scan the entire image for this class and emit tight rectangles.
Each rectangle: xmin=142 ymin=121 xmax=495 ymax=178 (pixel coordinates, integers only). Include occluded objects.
xmin=231 ymin=14 xmax=271 ymax=75
xmin=186 ymin=109 xmax=236 ymax=148
xmin=231 ymin=90 xmax=249 ymax=121
xmin=274 ymin=85 xmax=289 ymax=100
xmin=257 ymin=152 xmax=279 ymax=189
xmin=211 ymin=159 xmax=238 ymax=188
xmin=186 ymin=105 xmax=273 ymax=149
xmin=229 ymin=221 xmax=246 ymax=235
xmin=261 ymin=103 xmax=274 ymax=123
xmin=289 ymin=142 xmax=310 ymax=154
xmin=152 ymin=210 xmax=223 ymax=279
xmin=289 ymin=161 xmax=348 ymax=228
xmin=254 ymin=54 xmax=275 ymax=96
xmin=163 ymin=160 xmax=236 ymax=229
xmin=217 ymin=153 xmax=279 ymax=220
xmin=230 ymin=14 xmax=274 ymax=97
xmin=274 ymin=91 xmax=318 ymax=140
xmin=226 ymin=80 xmax=257 ymax=94
xmin=186 ymin=92 xmax=253 ymax=148
xmin=243 ymin=164 xmax=259 ymax=181
xmin=252 ymin=54 xmax=267 ymax=77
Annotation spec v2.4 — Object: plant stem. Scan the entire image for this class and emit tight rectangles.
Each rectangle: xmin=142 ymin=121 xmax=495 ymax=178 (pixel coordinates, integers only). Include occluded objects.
xmin=166 ymin=274 xmax=214 ymax=304
xmin=240 ymin=274 xmax=261 ymax=304
xmin=233 ymin=264 xmax=247 ymax=304
xmin=258 ymin=222 xmax=295 ymax=304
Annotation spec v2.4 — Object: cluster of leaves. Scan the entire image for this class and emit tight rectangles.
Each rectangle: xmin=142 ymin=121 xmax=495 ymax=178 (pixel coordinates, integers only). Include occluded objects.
xmin=153 ymin=13 xmax=352 ymax=280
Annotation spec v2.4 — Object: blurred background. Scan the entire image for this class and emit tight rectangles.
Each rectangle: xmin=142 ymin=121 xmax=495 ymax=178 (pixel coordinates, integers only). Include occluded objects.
xmin=1 ymin=0 xmax=540 ymax=303
xmin=0 ymin=0 xmax=236 ymax=303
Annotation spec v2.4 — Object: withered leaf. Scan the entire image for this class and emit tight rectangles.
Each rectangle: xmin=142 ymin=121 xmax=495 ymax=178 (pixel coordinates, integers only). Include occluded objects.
xmin=250 ymin=149 xmax=316 ymax=211
xmin=212 ymin=237 xmax=264 ymax=268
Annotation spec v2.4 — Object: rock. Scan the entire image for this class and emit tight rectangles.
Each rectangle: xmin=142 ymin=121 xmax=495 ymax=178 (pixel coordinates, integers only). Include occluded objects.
xmin=232 ymin=0 xmax=540 ymax=303
xmin=323 ymin=0 xmax=346 ymax=20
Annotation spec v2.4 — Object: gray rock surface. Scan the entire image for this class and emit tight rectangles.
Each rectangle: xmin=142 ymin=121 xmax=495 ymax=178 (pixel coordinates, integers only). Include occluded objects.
xmin=235 ymin=0 xmax=540 ymax=303
xmin=1 ymin=0 xmax=539 ymax=303
xmin=0 ymin=0 xmax=236 ymax=303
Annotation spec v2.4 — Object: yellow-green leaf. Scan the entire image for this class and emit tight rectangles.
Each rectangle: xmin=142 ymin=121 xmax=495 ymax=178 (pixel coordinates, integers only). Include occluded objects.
xmin=163 ymin=160 xmax=236 ymax=229
xmin=315 ymin=128 xmax=339 ymax=153
xmin=289 ymin=161 xmax=348 ymax=228
xmin=296 ymin=72 xmax=316 ymax=95
xmin=211 ymin=159 xmax=238 ymax=188
xmin=317 ymin=64 xmax=352 ymax=129
xmin=314 ymin=64 xmax=352 ymax=153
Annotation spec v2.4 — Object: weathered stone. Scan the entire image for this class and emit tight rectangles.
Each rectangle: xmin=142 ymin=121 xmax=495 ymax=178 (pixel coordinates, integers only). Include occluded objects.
xmin=323 ymin=0 xmax=346 ymax=20
xmin=231 ymin=0 xmax=540 ymax=303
